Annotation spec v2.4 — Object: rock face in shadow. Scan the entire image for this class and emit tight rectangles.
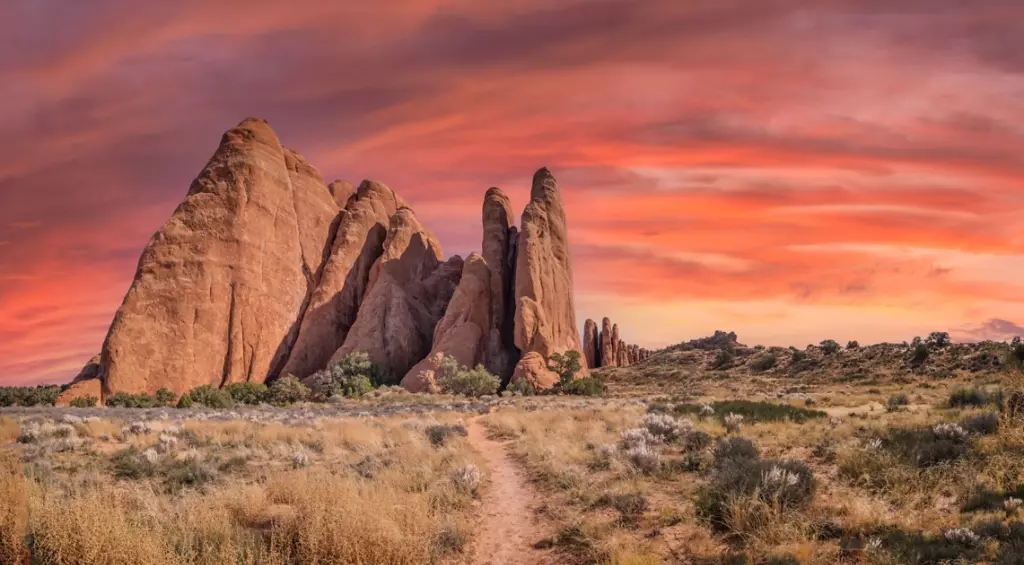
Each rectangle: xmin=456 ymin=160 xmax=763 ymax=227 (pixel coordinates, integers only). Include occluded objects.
xmin=480 ymin=188 xmax=519 ymax=380
xmin=400 ymin=253 xmax=491 ymax=393
xmin=583 ymin=319 xmax=599 ymax=369
xmin=511 ymin=168 xmax=588 ymax=386
xmin=280 ymin=180 xmax=405 ymax=380
xmin=98 ymin=119 xmax=340 ymax=396
xmin=330 ymin=208 xmax=462 ymax=381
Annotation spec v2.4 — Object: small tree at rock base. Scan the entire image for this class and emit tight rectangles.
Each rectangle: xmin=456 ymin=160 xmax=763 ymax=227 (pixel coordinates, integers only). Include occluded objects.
xmin=547 ymin=350 xmax=583 ymax=386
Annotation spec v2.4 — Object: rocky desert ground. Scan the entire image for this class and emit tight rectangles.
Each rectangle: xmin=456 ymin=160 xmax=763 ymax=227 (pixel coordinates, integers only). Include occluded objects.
xmin=6 ymin=332 xmax=1024 ymax=565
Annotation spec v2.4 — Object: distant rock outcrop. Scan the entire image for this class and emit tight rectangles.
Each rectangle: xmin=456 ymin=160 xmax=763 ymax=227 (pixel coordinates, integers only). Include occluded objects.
xmin=583 ymin=316 xmax=646 ymax=370
xmin=600 ymin=318 xmax=615 ymax=367
xmin=96 ymin=119 xmax=340 ymax=396
xmin=583 ymin=319 xmax=599 ymax=369
xmin=74 ymin=119 xmax=597 ymax=398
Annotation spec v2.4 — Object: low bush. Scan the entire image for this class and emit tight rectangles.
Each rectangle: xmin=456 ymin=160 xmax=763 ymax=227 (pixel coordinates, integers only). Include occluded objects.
xmin=505 ymin=378 xmax=536 ymax=396
xmin=105 ymin=392 xmax=159 ymax=408
xmin=175 ymin=394 xmax=194 ymax=408
xmin=267 ymin=375 xmax=310 ymax=405
xmin=697 ymin=437 xmax=815 ymax=532
xmin=962 ymin=412 xmax=1000 ymax=435
xmin=749 ymin=353 xmax=777 ymax=373
xmin=639 ymin=413 xmax=692 ymax=442
xmin=425 ymin=424 xmax=468 ymax=447
xmin=595 ymin=492 xmax=648 ymax=525
xmin=882 ymin=427 xmax=971 ymax=468
xmin=887 ymin=394 xmax=909 ymax=412
xmin=674 ymin=400 xmax=826 ymax=424
xmin=187 ymin=385 xmax=235 ymax=409
xmin=712 ymin=437 xmax=760 ymax=468
xmin=223 ymin=382 xmax=268 ymax=405
xmin=948 ymin=387 xmax=996 ymax=408
xmin=308 ymin=352 xmax=383 ymax=398
xmin=819 ymin=340 xmax=840 ymax=355
xmin=710 ymin=349 xmax=734 ymax=370
xmin=154 ymin=388 xmax=177 ymax=405
xmin=436 ymin=360 xmax=500 ymax=397
xmin=69 ymin=396 xmax=98 ymax=408
xmin=558 ymin=377 xmax=606 ymax=397
xmin=0 ymin=385 xmax=60 ymax=407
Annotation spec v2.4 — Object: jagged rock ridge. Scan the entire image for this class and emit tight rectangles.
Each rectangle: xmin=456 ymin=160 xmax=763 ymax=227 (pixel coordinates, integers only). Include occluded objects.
xmin=65 ymin=119 xmax=590 ymax=401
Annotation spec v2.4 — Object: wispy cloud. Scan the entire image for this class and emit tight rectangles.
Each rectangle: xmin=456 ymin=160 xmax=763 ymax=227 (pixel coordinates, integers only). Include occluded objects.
xmin=3 ymin=0 xmax=1024 ymax=384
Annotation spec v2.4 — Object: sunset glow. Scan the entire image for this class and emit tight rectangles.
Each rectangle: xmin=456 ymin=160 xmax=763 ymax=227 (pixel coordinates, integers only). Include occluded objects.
xmin=4 ymin=0 xmax=1024 ymax=385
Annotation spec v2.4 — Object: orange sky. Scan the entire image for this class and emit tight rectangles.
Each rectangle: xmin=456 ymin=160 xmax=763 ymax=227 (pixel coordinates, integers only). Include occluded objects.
xmin=3 ymin=0 xmax=1024 ymax=385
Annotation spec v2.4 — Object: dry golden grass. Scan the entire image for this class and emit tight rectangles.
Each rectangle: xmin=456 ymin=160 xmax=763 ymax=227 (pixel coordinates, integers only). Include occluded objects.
xmin=0 ymin=448 xmax=29 ymax=565
xmin=2 ymin=413 xmax=481 ymax=565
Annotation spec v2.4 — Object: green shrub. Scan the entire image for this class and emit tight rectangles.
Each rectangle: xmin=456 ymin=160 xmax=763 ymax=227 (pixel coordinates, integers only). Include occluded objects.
xmin=267 ymin=375 xmax=309 ymax=405
xmin=506 ymin=378 xmax=536 ymax=396
xmin=949 ymin=388 xmax=995 ymax=408
xmin=176 ymin=394 xmax=194 ymax=409
xmin=69 ymin=396 xmax=98 ymax=408
xmin=749 ymin=353 xmax=777 ymax=373
xmin=558 ymin=377 xmax=606 ymax=397
xmin=710 ymin=349 xmax=734 ymax=370
xmin=187 ymin=385 xmax=235 ymax=409
xmin=674 ymin=400 xmax=826 ymax=424
xmin=819 ymin=340 xmax=840 ymax=355
xmin=712 ymin=437 xmax=760 ymax=468
xmin=926 ymin=331 xmax=951 ymax=348
xmin=437 ymin=361 xmax=500 ymax=397
xmin=846 ymin=341 xmax=860 ymax=350
xmin=308 ymin=352 xmax=382 ymax=398
xmin=912 ymin=343 xmax=929 ymax=365
xmin=0 ymin=385 xmax=61 ymax=407
xmin=106 ymin=392 xmax=159 ymax=408
xmin=223 ymin=382 xmax=268 ymax=405
xmin=154 ymin=388 xmax=177 ymax=405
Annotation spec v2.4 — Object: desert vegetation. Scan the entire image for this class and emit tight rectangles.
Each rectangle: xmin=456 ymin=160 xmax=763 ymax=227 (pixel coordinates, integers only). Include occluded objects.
xmin=0 ymin=406 xmax=487 ymax=565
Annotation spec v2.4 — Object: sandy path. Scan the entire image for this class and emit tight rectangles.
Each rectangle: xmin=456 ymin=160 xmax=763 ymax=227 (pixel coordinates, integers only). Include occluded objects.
xmin=466 ymin=420 xmax=554 ymax=565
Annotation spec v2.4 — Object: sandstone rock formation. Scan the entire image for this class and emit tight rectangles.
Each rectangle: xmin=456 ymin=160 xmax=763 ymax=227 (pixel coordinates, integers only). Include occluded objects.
xmin=583 ymin=316 xmax=646 ymax=369
xmin=331 ymin=208 xmax=462 ymax=380
xmin=97 ymin=118 xmax=340 ymax=396
xmin=480 ymin=188 xmax=519 ymax=379
xmin=583 ymin=319 xmax=599 ymax=369
xmin=279 ymin=180 xmax=405 ymax=380
xmin=74 ymin=119 xmax=598 ymax=398
xmin=401 ymin=187 xmax=523 ymax=391
xmin=401 ymin=253 xmax=491 ymax=393
xmin=510 ymin=168 xmax=588 ymax=384
xmin=511 ymin=351 xmax=560 ymax=390
xmin=600 ymin=318 xmax=615 ymax=367
xmin=55 ymin=377 xmax=103 ymax=407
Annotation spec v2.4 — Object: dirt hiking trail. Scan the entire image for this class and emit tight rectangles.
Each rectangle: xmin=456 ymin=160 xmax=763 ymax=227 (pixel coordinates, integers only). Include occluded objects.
xmin=466 ymin=419 xmax=556 ymax=565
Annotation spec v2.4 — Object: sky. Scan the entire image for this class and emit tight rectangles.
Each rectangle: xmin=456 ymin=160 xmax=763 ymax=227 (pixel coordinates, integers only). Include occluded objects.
xmin=3 ymin=0 xmax=1024 ymax=386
